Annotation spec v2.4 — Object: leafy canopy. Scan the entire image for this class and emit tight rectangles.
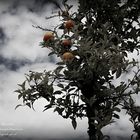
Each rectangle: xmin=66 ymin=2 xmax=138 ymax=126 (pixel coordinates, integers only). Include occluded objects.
xmin=15 ymin=0 xmax=140 ymax=139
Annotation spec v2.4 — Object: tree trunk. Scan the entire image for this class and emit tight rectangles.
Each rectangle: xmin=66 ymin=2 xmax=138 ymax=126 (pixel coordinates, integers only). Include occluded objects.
xmin=81 ymin=83 xmax=102 ymax=139
xmin=86 ymin=104 xmax=97 ymax=140
xmin=81 ymin=87 xmax=98 ymax=139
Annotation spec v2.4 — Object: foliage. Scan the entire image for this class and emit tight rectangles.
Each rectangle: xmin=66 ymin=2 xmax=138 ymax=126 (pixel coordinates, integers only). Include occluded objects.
xmin=15 ymin=0 xmax=140 ymax=139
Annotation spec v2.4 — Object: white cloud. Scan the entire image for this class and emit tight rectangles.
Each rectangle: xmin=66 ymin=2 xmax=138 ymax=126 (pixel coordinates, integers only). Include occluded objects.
xmin=0 ymin=60 xmax=88 ymax=139
xmin=0 ymin=12 xmax=44 ymax=61
xmin=0 ymin=1 xmax=88 ymax=137
xmin=0 ymin=0 xmax=62 ymax=62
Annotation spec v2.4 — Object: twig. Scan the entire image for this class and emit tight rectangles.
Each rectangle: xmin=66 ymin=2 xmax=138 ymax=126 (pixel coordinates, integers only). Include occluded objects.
xmin=32 ymin=25 xmax=54 ymax=32
xmin=45 ymin=15 xmax=59 ymax=20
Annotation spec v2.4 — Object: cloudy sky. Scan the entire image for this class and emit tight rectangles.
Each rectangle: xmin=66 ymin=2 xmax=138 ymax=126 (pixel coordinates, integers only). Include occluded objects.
xmin=0 ymin=0 xmax=139 ymax=140
xmin=0 ymin=0 xmax=89 ymax=140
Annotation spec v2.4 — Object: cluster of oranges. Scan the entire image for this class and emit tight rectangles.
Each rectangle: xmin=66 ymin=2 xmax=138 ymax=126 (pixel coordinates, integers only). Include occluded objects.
xmin=43 ymin=18 xmax=75 ymax=62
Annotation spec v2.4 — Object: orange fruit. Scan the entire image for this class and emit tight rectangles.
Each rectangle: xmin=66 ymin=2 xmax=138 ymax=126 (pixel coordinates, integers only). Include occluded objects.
xmin=62 ymin=52 xmax=74 ymax=62
xmin=62 ymin=39 xmax=71 ymax=47
xmin=43 ymin=32 xmax=54 ymax=42
xmin=64 ymin=20 xmax=75 ymax=30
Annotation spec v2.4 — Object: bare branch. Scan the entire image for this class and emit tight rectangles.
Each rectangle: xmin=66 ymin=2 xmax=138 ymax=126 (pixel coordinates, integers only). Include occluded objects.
xmin=45 ymin=15 xmax=59 ymax=20
xmin=32 ymin=25 xmax=54 ymax=32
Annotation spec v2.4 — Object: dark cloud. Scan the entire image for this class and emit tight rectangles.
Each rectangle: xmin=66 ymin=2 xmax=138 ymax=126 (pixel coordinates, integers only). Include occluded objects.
xmin=30 ymin=0 xmax=61 ymax=12
xmin=0 ymin=55 xmax=56 ymax=71
xmin=0 ymin=27 xmax=6 ymax=46
xmin=0 ymin=0 xmax=59 ymax=71
xmin=0 ymin=56 xmax=31 ymax=71
xmin=0 ymin=0 xmax=60 ymax=14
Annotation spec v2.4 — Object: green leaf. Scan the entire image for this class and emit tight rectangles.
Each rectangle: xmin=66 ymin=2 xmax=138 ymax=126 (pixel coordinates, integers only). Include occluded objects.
xmin=89 ymin=96 xmax=96 ymax=106
xmin=56 ymin=62 xmax=65 ymax=65
xmin=113 ymin=113 xmax=120 ymax=119
xmin=48 ymin=51 xmax=55 ymax=56
xmin=18 ymin=81 xmax=26 ymax=90
xmin=122 ymin=51 xmax=127 ymax=57
xmin=54 ymin=107 xmax=64 ymax=115
xmin=113 ymin=107 xmax=121 ymax=112
xmin=68 ymin=88 xmax=75 ymax=93
xmin=43 ymin=104 xmax=52 ymax=112
xmin=15 ymin=104 xmax=23 ymax=110
xmin=54 ymin=66 xmax=64 ymax=75
xmin=129 ymin=97 xmax=134 ymax=105
xmin=47 ymin=85 xmax=54 ymax=94
xmin=26 ymin=102 xmax=31 ymax=108
xmin=57 ymin=98 xmax=63 ymax=104
xmin=18 ymin=94 xmax=23 ymax=100
xmin=53 ymin=90 xmax=62 ymax=95
xmin=34 ymin=72 xmax=42 ymax=80
xmin=71 ymin=117 xmax=77 ymax=129
xmin=14 ymin=89 xmax=21 ymax=93
xmin=62 ymin=0 xmax=68 ymax=5
xmin=116 ymin=67 xmax=122 ymax=78
xmin=57 ymin=83 xmax=64 ymax=88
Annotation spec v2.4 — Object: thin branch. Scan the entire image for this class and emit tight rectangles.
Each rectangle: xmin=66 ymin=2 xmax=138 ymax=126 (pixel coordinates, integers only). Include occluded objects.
xmin=120 ymin=69 xmax=140 ymax=95
xmin=32 ymin=25 xmax=54 ymax=32
xmin=45 ymin=15 xmax=59 ymax=20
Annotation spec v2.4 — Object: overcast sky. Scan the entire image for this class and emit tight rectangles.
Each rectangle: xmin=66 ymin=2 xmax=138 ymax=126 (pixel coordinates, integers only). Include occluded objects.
xmin=0 ymin=0 xmax=89 ymax=140
xmin=0 ymin=0 xmax=139 ymax=140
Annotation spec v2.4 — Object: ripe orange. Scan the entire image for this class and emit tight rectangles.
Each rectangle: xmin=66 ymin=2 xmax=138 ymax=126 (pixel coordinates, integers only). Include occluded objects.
xmin=62 ymin=39 xmax=71 ymax=47
xmin=43 ymin=32 xmax=54 ymax=42
xmin=64 ymin=20 xmax=75 ymax=30
xmin=62 ymin=52 xmax=74 ymax=62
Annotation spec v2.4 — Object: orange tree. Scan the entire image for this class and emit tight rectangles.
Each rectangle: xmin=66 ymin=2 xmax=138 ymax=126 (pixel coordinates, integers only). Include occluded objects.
xmin=15 ymin=0 xmax=140 ymax=139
